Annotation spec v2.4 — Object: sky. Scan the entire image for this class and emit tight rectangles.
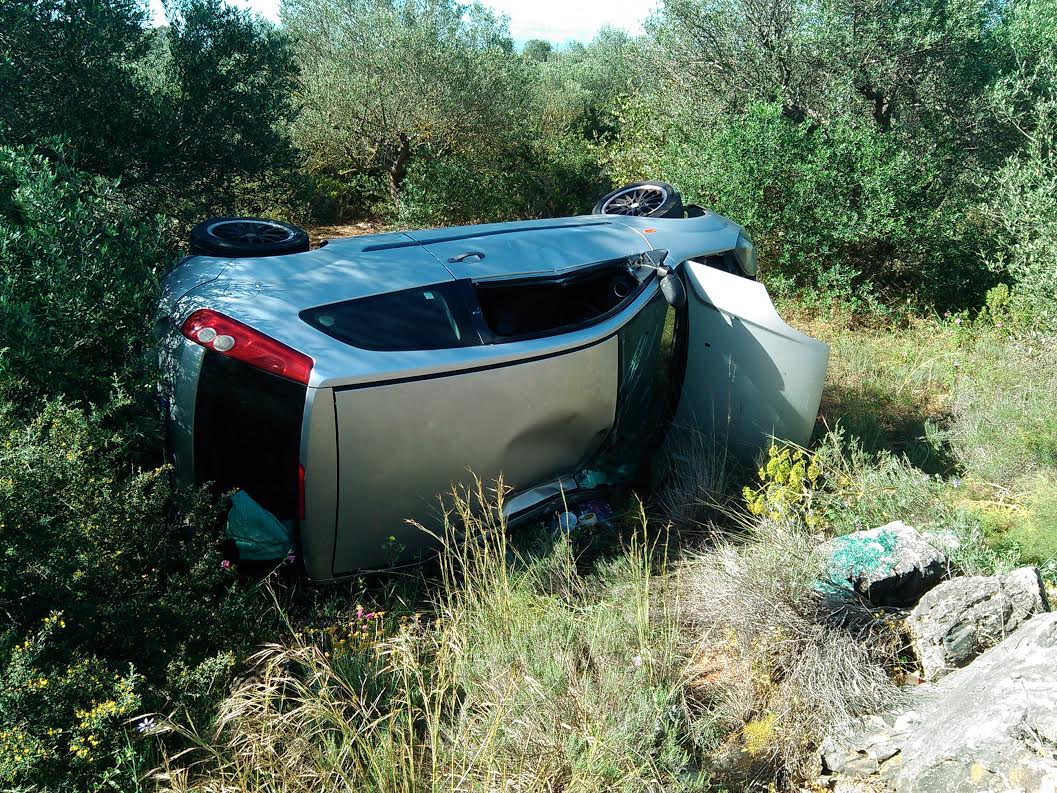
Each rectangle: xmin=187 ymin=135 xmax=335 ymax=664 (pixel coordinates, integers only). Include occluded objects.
xmin=148 ymin=0 xmax=655 ymax=45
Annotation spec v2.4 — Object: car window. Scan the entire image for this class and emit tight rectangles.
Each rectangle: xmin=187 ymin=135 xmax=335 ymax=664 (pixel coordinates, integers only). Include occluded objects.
xmin=300 ymin=281 xmax=482 ymax=351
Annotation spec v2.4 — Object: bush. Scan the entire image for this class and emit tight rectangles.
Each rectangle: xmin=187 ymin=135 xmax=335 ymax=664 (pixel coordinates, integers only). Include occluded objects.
xmin=0 ymin=397 xmax=272 ymax=791
xmin=983 ymin=0 xmax=1057 ymax=328
xmin=0 ymin=0 xmax=154 ymax=178
xmin=986 ymin=137 xmax=1057 ymax=329
xmin=0 ymin=145 xmax=174 ymax=407
xmin=605 ymin=102 xmax=992 ymax=309
xmin=398 ymin=134 xmax=608 ymax=225
xmin=138 ymin=0 xmax=301 ymax=220
xmin=0 ymin=146 xmax=274 ymax=791
xmin=1 ymin=1 xmax=301 ymax=224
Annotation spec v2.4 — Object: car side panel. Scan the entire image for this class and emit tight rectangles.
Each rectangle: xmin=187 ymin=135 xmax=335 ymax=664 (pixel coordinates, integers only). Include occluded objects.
xmin=300 ymin=387 xmax=338 ymax=581
xmin=331 ymin=337 xmax=619 ymax=573
xmin=676 ymin=261 xmax=829 ymax=457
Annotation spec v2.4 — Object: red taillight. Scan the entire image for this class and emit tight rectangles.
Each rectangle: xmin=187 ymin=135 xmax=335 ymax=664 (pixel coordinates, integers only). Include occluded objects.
xmin=297 ymin=464 xmax=306 ymax=522
xmin=181 ymin=309 xmax=313 ymax=385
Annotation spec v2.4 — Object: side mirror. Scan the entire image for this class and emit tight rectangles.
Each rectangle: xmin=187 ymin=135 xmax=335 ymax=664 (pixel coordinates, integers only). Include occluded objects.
xmin=660 ymin=270 xmax=686 ymax=308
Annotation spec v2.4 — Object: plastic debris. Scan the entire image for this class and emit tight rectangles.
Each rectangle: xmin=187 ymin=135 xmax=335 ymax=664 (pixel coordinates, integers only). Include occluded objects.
xmin=225 ymin=490 xmax=293 ymax=561
xmin=556 ymin=512 xmax=578 ymax=532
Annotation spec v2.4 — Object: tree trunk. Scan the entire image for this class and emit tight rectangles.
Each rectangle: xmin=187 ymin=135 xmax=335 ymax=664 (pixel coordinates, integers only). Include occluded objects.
xmin=858 ymin=83 xmax=893 ymax=131
xmin=388 ymin=133 xmax=411 ymax=206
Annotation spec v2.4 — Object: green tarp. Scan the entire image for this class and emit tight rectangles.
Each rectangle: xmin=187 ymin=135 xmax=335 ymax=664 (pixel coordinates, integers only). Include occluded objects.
xmin=225 ymin=490 xmax=293 ymax=561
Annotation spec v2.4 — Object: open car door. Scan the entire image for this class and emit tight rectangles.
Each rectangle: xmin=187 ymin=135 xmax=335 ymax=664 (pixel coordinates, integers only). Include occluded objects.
xmin=675 ymin=260 xmax=829 ymax=459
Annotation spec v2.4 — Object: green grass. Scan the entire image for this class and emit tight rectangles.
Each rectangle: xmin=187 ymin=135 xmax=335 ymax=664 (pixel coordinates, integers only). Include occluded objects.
xmin=948 ymin=332 xmax=1057 ymax=486
xmin=790 ymin=309 xmax=1057 ymax=582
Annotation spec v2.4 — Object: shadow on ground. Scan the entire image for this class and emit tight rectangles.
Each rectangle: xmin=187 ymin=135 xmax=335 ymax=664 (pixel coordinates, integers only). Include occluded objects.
xmin=817 ymin=382 xmax=959 ymax=476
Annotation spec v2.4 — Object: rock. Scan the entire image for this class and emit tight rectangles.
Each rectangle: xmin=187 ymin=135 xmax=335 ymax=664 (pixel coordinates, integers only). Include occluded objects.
xmin=867 ymin=742 xmax=900 ymax=763
xmin=819 ymin=612 xmax=1057 ymax=792
xmin=820 ymin=521 xmax=949 ymax=606
xmin=908 ymin=566 xmax=1049 ymax=680
xmin=821 ymin=736 xmax=862 ymax=774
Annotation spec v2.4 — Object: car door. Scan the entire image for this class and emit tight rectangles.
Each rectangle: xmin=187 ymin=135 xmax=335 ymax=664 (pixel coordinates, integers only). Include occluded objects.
xmin=675 ymin=260 xmax=829 ymax=458
xmin=331 ymin=336 xmax=619 ymax=571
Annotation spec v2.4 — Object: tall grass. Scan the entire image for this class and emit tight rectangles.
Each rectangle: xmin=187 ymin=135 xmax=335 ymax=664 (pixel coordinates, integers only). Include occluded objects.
xmin=153 ymin=480 xmax=699 ymax=792
xmin=145 ymin=313 xmax=1057 ymax=792
xmin=949 ymin=332 xmax=1057 ymax=487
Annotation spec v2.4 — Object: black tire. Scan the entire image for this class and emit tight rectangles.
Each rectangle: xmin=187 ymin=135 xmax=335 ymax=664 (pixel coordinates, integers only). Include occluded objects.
xmin=189 ymin=217 xmax=310 ymax=258
xmin=591 ymin=181 xmax=684 ymax=219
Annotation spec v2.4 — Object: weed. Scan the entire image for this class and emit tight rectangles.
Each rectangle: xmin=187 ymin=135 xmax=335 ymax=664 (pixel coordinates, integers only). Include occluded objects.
xmin=948 ymin=332 xmax=1057 ymax=486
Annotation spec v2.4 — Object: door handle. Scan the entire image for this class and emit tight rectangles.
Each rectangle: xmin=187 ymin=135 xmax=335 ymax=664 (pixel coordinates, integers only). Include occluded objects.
xmin=448 ymin=251 xmax=485 ymax=263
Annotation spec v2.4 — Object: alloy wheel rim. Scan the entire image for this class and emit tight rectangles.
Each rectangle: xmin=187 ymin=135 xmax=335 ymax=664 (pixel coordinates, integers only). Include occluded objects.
xmin=206 ymin=219 xmax=295 ymax=246
xmin=599 ymin=185 xmax=668 ymax=216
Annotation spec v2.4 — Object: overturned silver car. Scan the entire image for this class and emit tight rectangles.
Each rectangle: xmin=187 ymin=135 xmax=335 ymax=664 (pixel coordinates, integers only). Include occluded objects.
xmin=158 ymin=183 xmax=829 ymax=581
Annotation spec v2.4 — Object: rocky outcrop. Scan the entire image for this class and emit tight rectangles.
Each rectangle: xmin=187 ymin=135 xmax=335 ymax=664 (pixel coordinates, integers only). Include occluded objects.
xmin=907 ymin=566 xmax=1048 ymax=681
xmin=818 ymin=611 xmax=1057 ymax=792
xmin=821 ymin=521 xmax=952 ymax=606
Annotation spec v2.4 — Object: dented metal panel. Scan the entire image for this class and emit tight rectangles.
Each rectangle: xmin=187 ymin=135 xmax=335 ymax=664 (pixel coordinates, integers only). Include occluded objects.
xmin=676 ymin=260 xmax=829 ymax=456
xmin=331 ymin=337 xmax=618 ymax=573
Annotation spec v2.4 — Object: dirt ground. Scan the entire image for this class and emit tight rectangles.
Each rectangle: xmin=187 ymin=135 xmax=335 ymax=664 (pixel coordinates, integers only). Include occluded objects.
xmin=306 ymin=221 xmax=388 ymax=247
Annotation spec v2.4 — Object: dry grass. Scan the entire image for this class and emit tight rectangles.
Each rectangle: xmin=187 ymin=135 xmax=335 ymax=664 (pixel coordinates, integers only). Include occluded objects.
xmin=650 ymin=427 xmax=742 ymax=533
xmin=306 ymin=221 xmax=389 ymax=247
xmin=679 ymin=524 xmax=904 ymax=785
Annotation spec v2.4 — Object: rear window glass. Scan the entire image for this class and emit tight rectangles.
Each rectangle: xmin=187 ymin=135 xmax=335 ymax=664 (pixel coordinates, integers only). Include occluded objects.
xmin=300 ymin=281 xmax=482 ymax=351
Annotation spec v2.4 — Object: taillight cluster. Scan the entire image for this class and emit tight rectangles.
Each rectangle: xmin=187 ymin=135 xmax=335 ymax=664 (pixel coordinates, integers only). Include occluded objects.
xmin=181 ymin=309 xmax=313 ymax=385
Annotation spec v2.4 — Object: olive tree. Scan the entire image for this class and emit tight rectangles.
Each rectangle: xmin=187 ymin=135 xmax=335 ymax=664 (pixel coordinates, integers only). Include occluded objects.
xmin=985 ymin=0 xmax=1057 ymax=324
xmin=282 ymin=0 xmax=531 ymax=204
xmin=522 ymin=38 xmax=553 ymax=62
xmin=647 ymin=0 xmax=840 ymax=123
xmin=0 ymin=0 xmax=299 ymax=220
xmin=143 ymin=0 xmax=300 ymax=217
xmin=0 ymin=0 xmax=154 ymax=175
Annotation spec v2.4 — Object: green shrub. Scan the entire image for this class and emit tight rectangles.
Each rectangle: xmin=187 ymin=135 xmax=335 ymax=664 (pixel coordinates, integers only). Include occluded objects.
xmin=0 ymin=0 xmax=301 ymax=223
xmin=985 ymin=145 xmax=1057 ymax=329
xmin=0 ymin=398 xmax=272 ymax=791
xmin=0 ymin=145 xmax=174 ymax=407
xmin=0 ymin=0 xmax=154 ymax=178
xmin=983 ymin=0 xmax=1057 ymax=328
xmin=974 ymin=475 xmax=1057 ymax=579
xmin=398 ymin=135 xmax=608 ymax=225
xmin=606 ymin=102 xmax=993 ymax=309
xmin=138 ymin=0 xmax=301 ymax=220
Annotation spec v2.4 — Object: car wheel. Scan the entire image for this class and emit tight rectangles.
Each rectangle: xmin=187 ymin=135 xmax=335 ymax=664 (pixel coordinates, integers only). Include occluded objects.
xmin=189 ymin=217 xmax=310 ymax=258
xmin=591 ymin=181 xmax=684 ymax=219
